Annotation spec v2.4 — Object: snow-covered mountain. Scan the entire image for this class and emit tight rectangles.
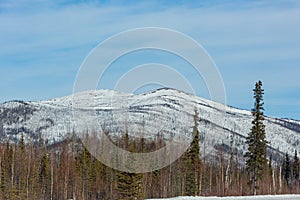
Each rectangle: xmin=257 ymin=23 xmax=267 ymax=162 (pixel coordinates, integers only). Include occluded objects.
xmin=0 ymin=88 xmax=300 ymax=161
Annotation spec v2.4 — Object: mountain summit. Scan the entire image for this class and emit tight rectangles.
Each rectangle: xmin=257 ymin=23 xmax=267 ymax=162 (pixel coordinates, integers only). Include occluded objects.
xmin=0 ymin=88 xmax=299 ymax=160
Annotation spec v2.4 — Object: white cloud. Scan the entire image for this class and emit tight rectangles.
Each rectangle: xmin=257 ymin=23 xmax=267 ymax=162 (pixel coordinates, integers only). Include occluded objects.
xmin=0 ymin=0 xmax=300 ymax=118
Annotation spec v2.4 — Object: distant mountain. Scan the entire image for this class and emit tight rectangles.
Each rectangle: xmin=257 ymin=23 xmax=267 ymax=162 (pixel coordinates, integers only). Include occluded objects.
xmin=1 ymin=88 xmax=300 ymax=161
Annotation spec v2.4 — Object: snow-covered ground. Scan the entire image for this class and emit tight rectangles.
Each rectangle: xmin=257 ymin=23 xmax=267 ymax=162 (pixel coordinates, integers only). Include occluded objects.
xmin=148 ymin=194 xmax=300 ymax=200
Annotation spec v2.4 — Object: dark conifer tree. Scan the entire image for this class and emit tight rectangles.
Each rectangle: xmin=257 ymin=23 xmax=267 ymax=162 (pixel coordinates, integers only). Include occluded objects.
xmin=293 ymin=150 xmax=299 ymax=183
xmin=19 ymin=134 xmax=25 ymax=153
xmin=283 ymin=152 xmax=291 ymax=187
xmin=115 ymin=132 xmax=143 ymax=200
xmin=0 ymin=142 xmax=13 ymax=199
xmin=39 ymin=146 xmax=50 ymax=199
xmin=185 ymin=109 xmax=201 ymax=196
xmin=245 ymin=80 xmax=268 ymax=195
xmin=268 ymin=154 xmax=273 ymax=181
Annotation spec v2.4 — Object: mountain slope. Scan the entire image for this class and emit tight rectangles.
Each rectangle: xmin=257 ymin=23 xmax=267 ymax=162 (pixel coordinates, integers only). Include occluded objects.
xmin=0 ymin=88 xmax=299 ymax=160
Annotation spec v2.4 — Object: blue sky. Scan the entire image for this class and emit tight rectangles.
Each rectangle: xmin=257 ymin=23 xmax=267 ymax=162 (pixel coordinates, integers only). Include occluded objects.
xmin=0 ymin=0 xmax=300 ymax=119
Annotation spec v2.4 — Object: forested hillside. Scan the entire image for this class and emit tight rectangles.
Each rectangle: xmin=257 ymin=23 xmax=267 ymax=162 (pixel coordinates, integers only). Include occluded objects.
xmin=0 ymin=130 xmax=299 ymax=200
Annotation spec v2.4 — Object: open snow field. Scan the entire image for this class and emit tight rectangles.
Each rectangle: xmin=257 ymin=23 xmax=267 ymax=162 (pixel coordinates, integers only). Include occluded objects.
xmin=148 ymin=195 xmax=300 ymax=200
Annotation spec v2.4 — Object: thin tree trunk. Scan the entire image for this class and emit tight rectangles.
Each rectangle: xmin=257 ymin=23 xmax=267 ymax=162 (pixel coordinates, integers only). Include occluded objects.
xmin=26 ymin=149 xmax=31 ymax=199
xmin=225 ymin=162 xmax=230 ymax=193
xmin=199 ymin=169 xmax=203 ymax=195
xmin=272 ymin=168 xmax=276 ymax=194
xmin=279 ymin=166 xmax=282 ymax=193
xmin=50 ymin=159 xmax=53 ymax=200
xmin=64 ymin=160 xmax=69 ymax=200
xmin=209 ymin=165 xmax=212 ymax=194
xmin=11 ymin=147 xmax=15 ymax=185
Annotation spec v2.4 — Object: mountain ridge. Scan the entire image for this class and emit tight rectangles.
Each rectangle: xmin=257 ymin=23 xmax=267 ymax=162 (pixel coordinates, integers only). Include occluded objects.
xmin=0 ymin=88 xmax=299 ymax=161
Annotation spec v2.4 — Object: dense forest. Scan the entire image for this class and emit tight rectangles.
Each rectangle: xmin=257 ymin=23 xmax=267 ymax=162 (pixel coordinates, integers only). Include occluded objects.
xmin=0 ymin=131 xmax=299 ymax=200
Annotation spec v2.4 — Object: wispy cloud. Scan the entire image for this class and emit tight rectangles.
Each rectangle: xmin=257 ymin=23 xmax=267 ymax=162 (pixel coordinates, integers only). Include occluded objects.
xmin=0 ymin=0 xmax=300 ymax=118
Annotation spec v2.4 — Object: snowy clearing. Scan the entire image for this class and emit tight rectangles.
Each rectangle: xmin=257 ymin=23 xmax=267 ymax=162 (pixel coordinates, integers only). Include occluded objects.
xmin=148 ymin=195 xmax=300 ymax=200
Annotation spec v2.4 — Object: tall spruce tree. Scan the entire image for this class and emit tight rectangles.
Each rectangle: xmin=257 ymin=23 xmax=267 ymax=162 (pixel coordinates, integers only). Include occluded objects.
xmin=245 ymin=80 xmax=268 ymax=195
xmin=39 ymin=146 xmax=50 ymax=199
xmin=185 ymin=109 xmax=201 ymax=196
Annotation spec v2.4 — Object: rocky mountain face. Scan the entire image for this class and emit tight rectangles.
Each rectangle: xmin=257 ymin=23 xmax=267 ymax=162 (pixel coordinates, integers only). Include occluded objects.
xmin=1 ymin=88 xmax=300 ymax=161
